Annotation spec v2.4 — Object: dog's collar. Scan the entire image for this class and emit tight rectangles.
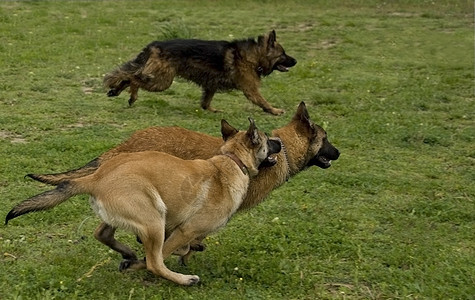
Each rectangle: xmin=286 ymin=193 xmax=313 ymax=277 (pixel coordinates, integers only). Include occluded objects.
xmin=225 ymin=153 xmax=248 ymax=175
xmin=273 ymin=135 xmax=291 ymax=181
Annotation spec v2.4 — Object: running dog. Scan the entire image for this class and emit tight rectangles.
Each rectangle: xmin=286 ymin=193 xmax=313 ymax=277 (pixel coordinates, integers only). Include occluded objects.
xmin=104 ymin=30 xmax=296 ymax=115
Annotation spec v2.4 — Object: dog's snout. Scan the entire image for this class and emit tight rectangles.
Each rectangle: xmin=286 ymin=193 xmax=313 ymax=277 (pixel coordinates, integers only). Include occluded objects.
xmin=333 ymin=148 xmax=340 ymax=160
xmin=288 ymin=56 xmax=297 ymax=66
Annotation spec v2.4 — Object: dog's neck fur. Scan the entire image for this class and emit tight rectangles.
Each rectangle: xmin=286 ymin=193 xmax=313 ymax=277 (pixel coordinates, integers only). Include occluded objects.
xmin=224 ymin=153 xmax=248 ymax=175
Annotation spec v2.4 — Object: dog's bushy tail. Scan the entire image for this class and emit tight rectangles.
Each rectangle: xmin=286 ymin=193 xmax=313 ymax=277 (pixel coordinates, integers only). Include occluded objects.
xmin=103 ymin=68 xmax=131 ymax=91
xmin=26 ymin=158 xmax=100 ymax=186
xmin=5 ymin=181 xmax=83 ymax=225
xmin=103 ymin=47 xmax=152 ymax=90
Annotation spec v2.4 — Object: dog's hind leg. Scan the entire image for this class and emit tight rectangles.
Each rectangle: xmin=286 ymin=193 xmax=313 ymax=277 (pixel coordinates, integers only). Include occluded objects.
xmin=94 ymin=222 xmax=143 ymax=271
xmin=95 ymin=222 xmax=137 ymax=260
xmin=200 ymin=88 xmax=220 ymax=113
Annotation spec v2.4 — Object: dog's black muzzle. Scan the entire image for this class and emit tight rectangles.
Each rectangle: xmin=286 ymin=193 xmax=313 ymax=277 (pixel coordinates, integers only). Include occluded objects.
xmin=308 ymin=138 xmax=340 ymax=169
xmin=259 ymin=138 xmax=282 ymax=168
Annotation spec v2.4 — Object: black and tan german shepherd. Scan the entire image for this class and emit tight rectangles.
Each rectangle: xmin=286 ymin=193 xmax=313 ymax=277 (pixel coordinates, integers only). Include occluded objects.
xmin=104 ymin=30 xmax=297 ymax=115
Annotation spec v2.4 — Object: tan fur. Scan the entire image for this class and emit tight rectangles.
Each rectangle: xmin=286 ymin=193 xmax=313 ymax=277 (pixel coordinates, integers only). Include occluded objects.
xmin=81 ymin=150 xmax=251 ymax=285
xmin=23 ymin=102 xmax=340 ymax=267
xmin=7 ymin=119 xmax=281 ymax=286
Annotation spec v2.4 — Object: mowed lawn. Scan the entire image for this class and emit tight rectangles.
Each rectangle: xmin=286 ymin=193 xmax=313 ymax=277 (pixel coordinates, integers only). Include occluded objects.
xmin=0 ymin=1 xmax=473 ymax=299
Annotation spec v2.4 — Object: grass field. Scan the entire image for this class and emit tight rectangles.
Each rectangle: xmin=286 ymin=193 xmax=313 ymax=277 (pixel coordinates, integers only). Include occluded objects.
xmin=0 ymin=0 xmax=473 ymax=299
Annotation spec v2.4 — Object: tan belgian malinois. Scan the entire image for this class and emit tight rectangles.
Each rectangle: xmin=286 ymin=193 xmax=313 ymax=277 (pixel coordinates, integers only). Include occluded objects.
xmin=6 ymin=119 xmax=282 ymax=286
xmin=23 ymin=102 xmax=340 ymax=267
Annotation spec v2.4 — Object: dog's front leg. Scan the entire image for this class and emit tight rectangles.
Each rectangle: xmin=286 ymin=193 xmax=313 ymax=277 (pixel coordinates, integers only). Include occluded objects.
xmin=139 ymin=222 xmax=200 ymax=286
xmin=178 ymin=238 xmax=207 ymax=266
xmin=200 ymin=88 xmax=221 ymax=113
xmin=128 ymin=83 xmax=139 ymax=106
xmin=162 ymin=228 xmax=199 ymax=260
xmin=241 ymin=86 xmax=284 ymax=115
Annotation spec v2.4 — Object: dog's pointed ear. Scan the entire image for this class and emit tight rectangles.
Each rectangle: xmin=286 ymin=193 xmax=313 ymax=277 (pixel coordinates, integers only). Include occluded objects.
xmin=221 ymin=119 xmax=239 ymax=141
xmin=267 ymin=30 xmax=276 ymax=47
xmin=246 ymin=117 xmax=260 ymax=145
xmin=293 ymin=101 xmax=310 ymax=122
xmin=292 ymin=102 xmax=316 ymax=136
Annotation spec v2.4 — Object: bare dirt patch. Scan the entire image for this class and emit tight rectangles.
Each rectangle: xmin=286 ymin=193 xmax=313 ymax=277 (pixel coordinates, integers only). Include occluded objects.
xmin=0 ymin=130 xmax=27 ymax=144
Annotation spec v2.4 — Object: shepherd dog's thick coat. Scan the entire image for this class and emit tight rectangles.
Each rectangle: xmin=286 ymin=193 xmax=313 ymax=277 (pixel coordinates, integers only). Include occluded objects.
xmin=104 ymin=30 xmax=297 ymax=115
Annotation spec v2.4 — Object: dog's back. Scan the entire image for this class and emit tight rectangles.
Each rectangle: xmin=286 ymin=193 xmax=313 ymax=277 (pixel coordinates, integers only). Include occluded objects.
xmin=145 ymin=39 xmax=240 ymax=89
xmin=27 ymin=127 xmax=223 ymax=185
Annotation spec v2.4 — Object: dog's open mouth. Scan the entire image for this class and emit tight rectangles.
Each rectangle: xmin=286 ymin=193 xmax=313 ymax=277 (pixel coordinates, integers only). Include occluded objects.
xmin=315 ymin=155 xmax=332 ymax=169
xmin=275 ymin=64 xmax=290 ymax=72
xmin=259 ymin=154 xmax=277 ymax=169
xmin=267 ymin=154 xmax=278 ymax=165
xmin=259 ymin=138 xmax=281 ymax=169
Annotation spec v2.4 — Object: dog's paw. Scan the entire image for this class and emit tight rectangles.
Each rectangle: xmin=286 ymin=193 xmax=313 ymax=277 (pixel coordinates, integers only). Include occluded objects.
xmin=119 ymin=259 xmax=146 ymax=272
xmin=266 ymin=107 xmax=285 ymax=115
xmin=184 ymin=275 xmax=200 ymax=286
xmin=205 ymin=106 xmax=222 ymax=113
xmin=128 ymin=98 xmax=136 ymax=106
xmin=119 ymin=259 xmax=133 ymax=271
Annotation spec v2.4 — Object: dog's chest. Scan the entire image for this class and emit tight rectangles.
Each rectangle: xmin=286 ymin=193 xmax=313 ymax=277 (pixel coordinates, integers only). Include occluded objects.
xmin=225 ymin=176 xmax=249 ymax=214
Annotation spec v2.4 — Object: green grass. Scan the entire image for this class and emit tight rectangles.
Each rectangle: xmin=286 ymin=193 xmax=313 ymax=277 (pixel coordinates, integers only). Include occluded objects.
xmin=1 ymin=0 xmax=473 ymax=299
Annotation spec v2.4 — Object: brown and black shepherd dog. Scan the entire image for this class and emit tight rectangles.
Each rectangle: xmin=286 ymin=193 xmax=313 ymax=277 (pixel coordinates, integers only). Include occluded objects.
xmin=104 ymin=30 xmax=297 ymax=115
xmin=6 ymin=119 xmax=282 ymax=286
xmin=19 ymin=102 xmax=340 ymax=267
